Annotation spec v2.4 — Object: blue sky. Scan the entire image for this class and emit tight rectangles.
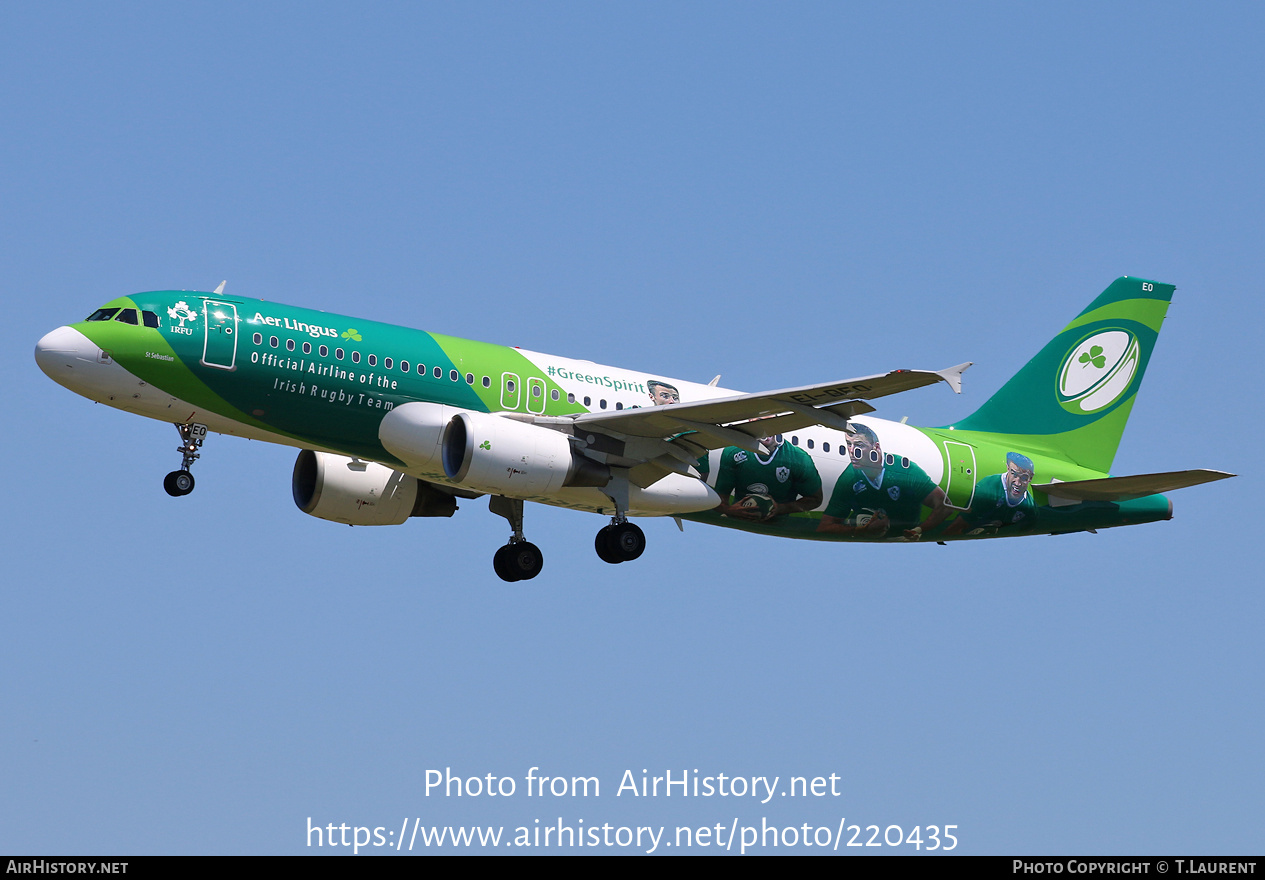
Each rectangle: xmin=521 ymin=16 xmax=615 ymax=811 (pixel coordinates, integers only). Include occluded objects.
xmin=3 ymin=3 xmax=1262 ymax=854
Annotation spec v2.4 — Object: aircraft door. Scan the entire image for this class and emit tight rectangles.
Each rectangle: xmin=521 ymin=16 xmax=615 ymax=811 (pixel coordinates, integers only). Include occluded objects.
xmin=500 ymin=372 xmax=521 ymax=410
xmin=202 ymin=300 xmax=238 ymax=370
xmin=527 ymin=377 xmax=546 ymax=414
xmin=941 ymin=440 xmax=977 ymax=510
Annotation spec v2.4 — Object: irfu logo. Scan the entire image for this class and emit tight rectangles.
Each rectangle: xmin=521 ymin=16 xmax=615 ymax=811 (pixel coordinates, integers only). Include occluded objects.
xmin=167 ymin=301 xmax=198 ymax=327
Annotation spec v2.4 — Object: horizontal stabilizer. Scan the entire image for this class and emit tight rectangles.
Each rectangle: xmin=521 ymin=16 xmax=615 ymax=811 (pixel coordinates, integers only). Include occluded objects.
xmin=1035 ymin=469 xmax=1235 ymax=502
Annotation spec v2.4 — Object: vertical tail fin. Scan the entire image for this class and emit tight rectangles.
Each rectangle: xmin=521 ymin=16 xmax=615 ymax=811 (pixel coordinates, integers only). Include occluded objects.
xmin=952 ymin=277 xmax=1174 ymax=473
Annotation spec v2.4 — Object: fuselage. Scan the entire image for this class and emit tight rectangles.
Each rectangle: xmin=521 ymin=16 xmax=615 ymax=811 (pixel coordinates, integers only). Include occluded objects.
xmin=35 ymin=290 xmax=1172 ymax=541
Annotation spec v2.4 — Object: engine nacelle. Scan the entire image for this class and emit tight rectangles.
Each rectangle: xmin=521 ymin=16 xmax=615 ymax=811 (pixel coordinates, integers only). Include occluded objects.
xmin=292 ymin=450 xmax=456 ymax=525
xmin=441 ymin=411 xmax=608 ymax=496
xmin=378 ymin=401 xmax=463 ymax=474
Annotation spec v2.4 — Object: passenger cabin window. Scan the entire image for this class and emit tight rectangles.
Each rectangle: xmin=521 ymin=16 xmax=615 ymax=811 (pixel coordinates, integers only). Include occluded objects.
xmin=367 ymin=354 xmax=377 ymax=367
xmin=114 ymin=309 xmax=138 ymax=325
xmin=433 ymin=366 xmax=442 ymax=379
xmin=335 ymin=348 xmax=344 ymax=360
xmin=253 ymin=333 xmax=263 ymax=345
xmin=319 ymin=345 xmax=328 ymax=357
xmin=270 ymin=336 xmax=279 ymax=348
xmin=142 ymin=311 xmax=160 ymax=328
xmin=385 ymin=357 xmax=393 ymax=370
xmin=482 ymin=376 xmax=491 ymax=388
xmin=287 ymin=339 xmax=296 ymax=352
xmin=352 ymin=351 xmax=361 ymax=363
xmin=449 ymin=370 xmax=459 ymax=382
xmin=302 ymin=342 xmax=311 ymax=354
xmin=87 ymin=308 xmax=119 ymax=321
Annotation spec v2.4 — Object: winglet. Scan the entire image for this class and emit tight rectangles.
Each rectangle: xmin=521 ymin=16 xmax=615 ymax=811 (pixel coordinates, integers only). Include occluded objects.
xmin=936 ymin=362 xmax=972 ymax=394
xmin=213 ymin=280 xmax=227 ymax=295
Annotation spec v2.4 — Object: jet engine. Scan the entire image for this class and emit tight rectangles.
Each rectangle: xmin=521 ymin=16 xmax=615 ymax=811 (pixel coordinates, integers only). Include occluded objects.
xmin=292 ymin=450 xmax=457 ymax=525
xmin=377 ymin=401 xmax=461 ymax=473
xmin=440 ymin=411 xmax=609 ymax=496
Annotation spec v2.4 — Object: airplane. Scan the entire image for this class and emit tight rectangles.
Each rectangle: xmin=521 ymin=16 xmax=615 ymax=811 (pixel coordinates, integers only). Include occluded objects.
xmin=34 ymin=276 xmax=1232 ymax=581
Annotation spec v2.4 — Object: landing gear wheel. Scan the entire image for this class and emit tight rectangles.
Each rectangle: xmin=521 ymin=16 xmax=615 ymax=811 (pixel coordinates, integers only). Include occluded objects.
xmin=610 ymin=522 xmax=645 ymax=561
xmin=596 ymin=522 xmax=645 ymax=563
xmin=493 ymin=544 xmax=520 ymax=582
xmin=595 ymin=526 xmax=622 ymax=564
xmin=494 ymin=542 xmax=543 ymax=582
xmin=163 ymin=469 xmax=195 ymax=497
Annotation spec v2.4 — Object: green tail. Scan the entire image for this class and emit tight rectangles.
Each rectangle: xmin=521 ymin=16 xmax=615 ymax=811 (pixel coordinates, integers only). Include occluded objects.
xmin=951 ymin=277 xmax=1174 ymax=473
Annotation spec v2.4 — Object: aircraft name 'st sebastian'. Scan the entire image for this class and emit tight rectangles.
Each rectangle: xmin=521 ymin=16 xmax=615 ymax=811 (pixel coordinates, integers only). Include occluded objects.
xmin=34 ymin=277 xmax=1233 ymax=581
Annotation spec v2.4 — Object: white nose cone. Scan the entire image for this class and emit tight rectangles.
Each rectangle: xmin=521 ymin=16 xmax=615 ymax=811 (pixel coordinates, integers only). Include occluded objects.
xmin=34 ymin=325 xmax=106 ymax=394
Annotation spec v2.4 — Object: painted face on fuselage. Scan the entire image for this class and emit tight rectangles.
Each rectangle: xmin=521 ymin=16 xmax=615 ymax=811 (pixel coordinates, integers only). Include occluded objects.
xmin=1004 ymin=460 xmax=1034 ymax=500
xmin=847 ymin=433 xmax=883 ymax=477
xmin=648 ymin=382 xmax=680 ymax=406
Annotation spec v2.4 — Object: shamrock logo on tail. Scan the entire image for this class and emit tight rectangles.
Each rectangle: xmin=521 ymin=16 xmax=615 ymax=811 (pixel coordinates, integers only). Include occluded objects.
xmin=341 ymin=328 xmax=362 ymax=342
xmin=1078 ymin=344 xmax=1107 ymax=369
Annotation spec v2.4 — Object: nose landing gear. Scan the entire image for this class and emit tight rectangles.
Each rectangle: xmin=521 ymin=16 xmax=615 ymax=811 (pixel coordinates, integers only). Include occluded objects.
xmin=164 ymin=422 xmax=207 ymax=497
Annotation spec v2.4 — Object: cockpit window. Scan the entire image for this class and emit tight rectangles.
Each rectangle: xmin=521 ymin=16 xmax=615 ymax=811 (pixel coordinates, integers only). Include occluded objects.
xmin=142 ymin=310 xmax=160 ymax=328
xmin=115 ymin=309 xmax=139 ymax=325
xmin=86 ymin=308 xmax=120 ymax=322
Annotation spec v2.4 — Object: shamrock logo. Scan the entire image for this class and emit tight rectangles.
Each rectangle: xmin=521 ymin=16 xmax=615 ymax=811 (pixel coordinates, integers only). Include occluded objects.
xmin=341 ymin=328 xmax=362 ymax=342
xmin=479 ymin=440 xmax=491 ymax=450
xmin=1078 ymin=344 xmax=1107 ymax=369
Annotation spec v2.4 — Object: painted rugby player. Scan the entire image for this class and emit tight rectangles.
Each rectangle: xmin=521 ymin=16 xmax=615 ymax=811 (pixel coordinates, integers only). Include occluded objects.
xmin=944 ymin=452 xmax=1037 ymax=535
xmin=713 ymin=432 xmax=823 ymax=523
xmin=817 ymin=423 xmax=951 ymax=540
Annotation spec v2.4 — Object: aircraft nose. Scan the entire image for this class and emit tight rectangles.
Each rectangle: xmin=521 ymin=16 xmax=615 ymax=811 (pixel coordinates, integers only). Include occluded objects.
xmin=34 ymin=325 xmax=98 ymax=380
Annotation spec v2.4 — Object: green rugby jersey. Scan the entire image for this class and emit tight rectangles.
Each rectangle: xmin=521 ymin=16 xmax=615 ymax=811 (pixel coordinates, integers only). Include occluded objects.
xmin=824 ymin=458 xmax=938 ymax=528
xmin=958 ymin=473 xmax=1035 ymax=530
xmin=715 ymin=442 xmax=821 ymax=504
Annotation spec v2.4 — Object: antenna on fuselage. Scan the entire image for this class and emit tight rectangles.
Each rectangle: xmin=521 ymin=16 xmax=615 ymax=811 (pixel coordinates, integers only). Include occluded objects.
xmin=213 ymin=281 xmax=226 ymax=295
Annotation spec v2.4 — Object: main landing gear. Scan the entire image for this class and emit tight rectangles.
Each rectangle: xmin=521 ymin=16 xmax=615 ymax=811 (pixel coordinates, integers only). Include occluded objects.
xmin=594 ymin=469 xmax=645 ymax=564
xmin=486 ymin=477 xmax=649 ymax=581
xmin=489 ymin=496 xmax=544 ymax=582
xmin=164 ymin=422 xmax=207 ymax=497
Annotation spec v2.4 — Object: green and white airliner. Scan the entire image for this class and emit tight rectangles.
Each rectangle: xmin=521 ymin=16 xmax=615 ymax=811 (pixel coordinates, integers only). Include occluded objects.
xmin=34 ymin=277 xmax=1231 ymax=581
